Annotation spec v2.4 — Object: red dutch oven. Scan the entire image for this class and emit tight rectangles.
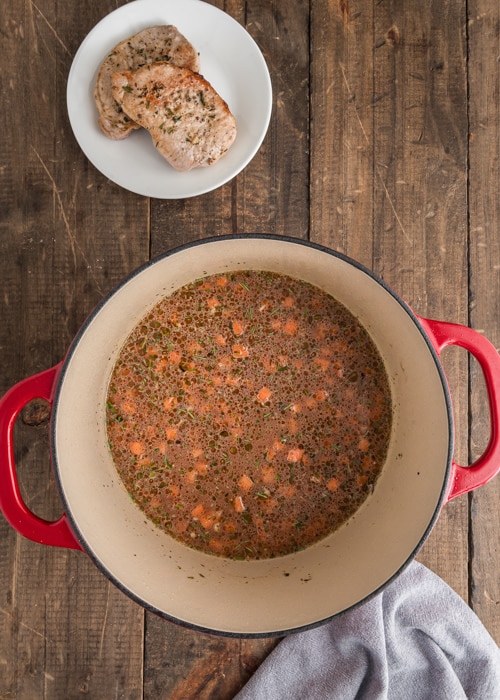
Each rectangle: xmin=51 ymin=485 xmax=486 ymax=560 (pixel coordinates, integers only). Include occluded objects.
xmin=1 ymin=235 xmax=499 ymax=637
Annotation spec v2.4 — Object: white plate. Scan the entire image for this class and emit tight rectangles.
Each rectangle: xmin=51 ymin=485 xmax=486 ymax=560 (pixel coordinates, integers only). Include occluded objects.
xmin=67 ymin=0 xmax=272 ymax=199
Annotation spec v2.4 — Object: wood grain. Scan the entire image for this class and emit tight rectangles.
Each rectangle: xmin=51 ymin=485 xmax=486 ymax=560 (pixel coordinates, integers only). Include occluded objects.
xmin=0 ymin=1 xmax=498 ymax=698
xmin=1 ymin=2 xmax=147 ymax=698
xmin=468 ymin=0 xmax=500 ymax=645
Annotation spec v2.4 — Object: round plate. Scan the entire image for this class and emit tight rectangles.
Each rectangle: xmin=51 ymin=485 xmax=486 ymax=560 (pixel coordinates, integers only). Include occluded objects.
xmin=67 ymin=0 xmax=272 ymax=199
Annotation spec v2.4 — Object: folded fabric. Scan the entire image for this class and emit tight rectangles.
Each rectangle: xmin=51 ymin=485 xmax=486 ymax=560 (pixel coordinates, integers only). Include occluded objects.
xmin=235 ymin=561 xmax=500 ymax=700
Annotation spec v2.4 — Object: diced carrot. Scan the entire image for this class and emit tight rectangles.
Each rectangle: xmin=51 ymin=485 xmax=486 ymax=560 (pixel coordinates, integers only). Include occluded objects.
xmin=145 ymin=425 xmax=156 ymax=438
xmin=265 ymin=448 xmax=276 ymax=462
xmin=121 ymin=400 xmax=137 ymax=415
xmin=185 ymin=470 xmax=197 ymax=484
xmin=191 ymin=447 xmax=204 ymax=458
xmin=238 ymin=474 xmax=254 ymax=493
xmin=287 ymin=417 xmax=299 ymax=434
xmin=216 ymin=276 xmax=228 ymax=287
xmin=278 ymin=484 xmax=297 ymax=498
xmin=233 ymin=495 xmax=246 ymax=513
xmin=137 ymin=457 xmax=152 ymax=467
xmin=212 ymin=375 xmax=224 ymax=386
xmin=169 ymin=484 xmax=180 ymax=498
xmin=150 ymin=495 xmax=162 ymax=508
xmin=358 ymin=437 xmax=370 ymax=452
xmin=195 ymin=461 xmax=208 ymax=475
xmin=262 ymin=356 xmax=277 ymax=373
xmin=217 ymin=355 xmax=233 ymax=370
xmin=187 ymin=340 xmax=203 ymax=354
xmin=283 ymin=318 xmax=298 ymax=335
xmin=369 ymin=397 xmax=384 ymax=420
xmin=154 ymin=358 xmax=169 ymax=373
xmin=172 ymin=519 xmax=189 ymax=534
xmin=164 ymin=426 xmax=178 ymax=441
xmin=314 ymin=323 xmax=329 ymax=340
xmin=226 ymin=374 xmax=240 ymax=386
xmin=260 ymin=498 xmax=279 ymax=512
xmin=232 ymin=320 xmax=245 ymax=336
xmin=282 ymin=296 xmax=295 ymax=308
xmin=232 ymin=344 xmax=249 ymax=358
xmin=156 ymin=441 xmax=167 ymax=455
xmin=304 ymin=396 xmax=317 ymax=409
xmin=191 ymin=503 xmax=205 ymax=518
xmin=314 ymin=356 xmax=331 ymax=371
xmin=257 ymin=386 xmax=272 ymax=404
xmin=272 ymin=439 xmax=285 ymax=452
xmin=208 ymin=539 xmax=224 ymax=553
xmin=223 ymin=520 xmax=238 ymax=534
xmin=168 ymin=350 xmax=182 ymax=365
xmin=315 ymin=389 xmax=329 ymax=401
xmin=362 ymin=456 xmax=373 ymax=471
xmin=287 ymin=448 xmax=304 ymax=463
xmin=129 ymin=441 xmax=144 ymax=455
xmin=261 ymin=465 xmax=276 ymax=483
xmin=218 ymin=400 xmax=230 ymax=415
xmin=146 ymin=345 xmax=161 ymax=357
xmin=326 ymin=477 xmax=341 ymax=492
xmin=207 ymin=296 xmax=220 ymax=310
xmin=357 ymin=475 xmax=369 ymax=487
xmin=215 ymin=334 xmax=227 ymax=346
xmin=163 ymin=396 xmax=178 ymax=411
xmin=199 ymin=512 xmax=216 ymax=529
xmin=252 ymin=514 xmax=268 ymax=541
xmin=290 ymin=402 xmax=302 ymax=413
xmin=271 ymin=319 xmax=282 ymax=331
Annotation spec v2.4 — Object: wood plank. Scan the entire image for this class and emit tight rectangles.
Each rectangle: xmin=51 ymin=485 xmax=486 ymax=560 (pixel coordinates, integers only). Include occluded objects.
xmin=150 ymin=0 xmax=310 ymax=250
xmin=467 ymin=0 xmax=500 ymax=646
xmin=144 ymin=1 xmax=310 ymax=696
xmin=371 ymin=0 xmax=470 ymax=601
xmin=310 ymin=0 xmax=376 ymax=264
xmin=0 ymin=2 xmax=147 ymax=697
xmin=311 ymin=0 xmax=470 ymax=601
xmin=1 ymin=0 xmax=498 ymax=695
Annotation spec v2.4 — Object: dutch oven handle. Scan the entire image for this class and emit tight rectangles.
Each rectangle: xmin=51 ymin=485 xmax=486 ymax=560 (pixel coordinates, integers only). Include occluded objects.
xmin=418 ymin=316 xmax=500 ymax=501
xmin=0 ymin=364 xmax=82 ymax=549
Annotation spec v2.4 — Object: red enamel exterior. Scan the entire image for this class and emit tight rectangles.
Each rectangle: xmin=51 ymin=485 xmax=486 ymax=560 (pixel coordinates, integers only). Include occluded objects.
xmin=417 ymin=316 xmax=500 ymax=501
xmin=0 ymin=363 xmax=82 ymax=550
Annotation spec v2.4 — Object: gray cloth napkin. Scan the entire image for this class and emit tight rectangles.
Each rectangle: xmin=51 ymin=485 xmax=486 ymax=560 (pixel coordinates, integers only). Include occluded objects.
xmin=235 ymin=561 xmax=500 ymax=700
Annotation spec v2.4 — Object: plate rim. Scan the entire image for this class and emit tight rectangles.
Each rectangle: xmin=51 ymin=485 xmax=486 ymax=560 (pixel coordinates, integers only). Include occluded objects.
xmin=66 ymin=0 xmax=272 ymax=199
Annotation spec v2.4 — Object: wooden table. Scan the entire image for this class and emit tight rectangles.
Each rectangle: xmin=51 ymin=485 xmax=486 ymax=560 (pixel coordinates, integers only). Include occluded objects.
xmin=1 ymin=1 xmax=499 ymax=697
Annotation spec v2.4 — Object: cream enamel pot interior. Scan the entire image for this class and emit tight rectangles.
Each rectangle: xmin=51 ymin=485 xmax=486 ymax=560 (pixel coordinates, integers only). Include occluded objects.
xmin=1 ymin=235 xmax=500 ymax=637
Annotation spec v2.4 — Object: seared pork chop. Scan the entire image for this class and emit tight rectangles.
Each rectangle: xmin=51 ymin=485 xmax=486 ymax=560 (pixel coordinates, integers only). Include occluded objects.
xmin=94 ymin=25 xmax=200 ymax=140
xmin=111 ymin=62 xmax=237 ymax=171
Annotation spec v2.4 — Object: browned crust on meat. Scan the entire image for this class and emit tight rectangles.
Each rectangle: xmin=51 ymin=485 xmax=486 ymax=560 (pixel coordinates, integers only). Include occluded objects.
xmin=94 ymin=25 xmax=200 ymax=140
xmin=111 ymin=62 xmax=237 ymax=171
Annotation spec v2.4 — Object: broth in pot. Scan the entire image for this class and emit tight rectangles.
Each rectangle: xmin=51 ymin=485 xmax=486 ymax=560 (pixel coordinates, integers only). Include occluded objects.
xmin=106 ymin=270 xmax=392 ymax=559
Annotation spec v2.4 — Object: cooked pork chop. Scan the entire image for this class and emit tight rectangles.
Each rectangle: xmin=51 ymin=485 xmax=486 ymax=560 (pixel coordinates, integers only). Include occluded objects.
xmin=111 ymin=62 xmax=237 ymax=171
xmin=94 ymin=25 xmax=200 ymax=140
